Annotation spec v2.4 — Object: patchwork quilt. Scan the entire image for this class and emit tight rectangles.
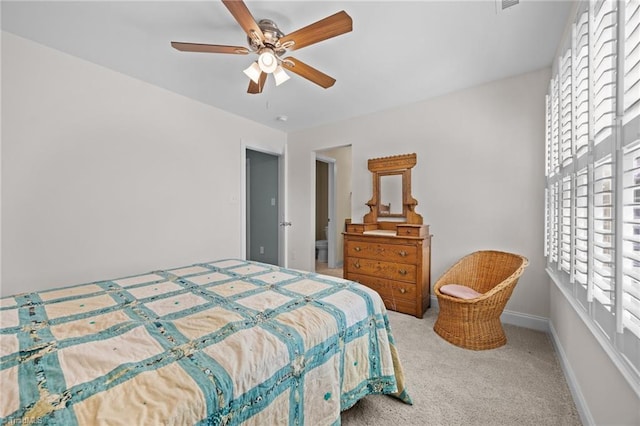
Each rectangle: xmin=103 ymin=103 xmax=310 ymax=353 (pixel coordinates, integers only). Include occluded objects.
xmin=0 ymin=259 xmax=411 ymax=425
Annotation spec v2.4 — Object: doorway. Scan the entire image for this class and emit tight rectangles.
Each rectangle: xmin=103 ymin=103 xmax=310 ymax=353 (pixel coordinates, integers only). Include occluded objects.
xmin=315 ymin=146 xmax=352 ymax=272
xmin=245 ymin=149 xmax=282 ymax=266
xmin=315 ymin=158 xmax=334 ymax=268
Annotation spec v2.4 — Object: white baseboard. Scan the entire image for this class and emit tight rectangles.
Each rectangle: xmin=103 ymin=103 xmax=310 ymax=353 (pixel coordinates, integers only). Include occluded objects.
xmin=548 ymin=321 xmax=595 ymax=426
xmin=429 ymin=295 xmax=549 ymax=331
xmin=500 ymin=309 xmax=549 ymax=332
xmin=429 ymin=294 xmax=593 ymax=425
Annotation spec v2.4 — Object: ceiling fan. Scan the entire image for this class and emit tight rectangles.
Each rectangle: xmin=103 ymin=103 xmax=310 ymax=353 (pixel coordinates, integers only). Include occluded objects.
xmin=171 ymin=0 xmax=353 ymax=94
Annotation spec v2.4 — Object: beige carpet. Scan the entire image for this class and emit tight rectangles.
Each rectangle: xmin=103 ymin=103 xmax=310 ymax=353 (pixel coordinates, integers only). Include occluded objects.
xmin=341 ymin=309 xmax=581 ymax=426
xmin=315 ymin=262 xmax=344 ymax=278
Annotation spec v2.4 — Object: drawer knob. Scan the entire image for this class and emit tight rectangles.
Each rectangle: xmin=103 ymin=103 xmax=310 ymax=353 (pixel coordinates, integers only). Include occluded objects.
xmin=399 ymin=288 xmax=407 ymax=294
xmin=399 ymin=250 xmax=407 ymax=257
xmin=398 ymin=269 xmax=407 ymax=275
xmin=354 ymin=261 xmax=361 ymax=269
xmin=354 ymin=246 xmax=361 ymax=252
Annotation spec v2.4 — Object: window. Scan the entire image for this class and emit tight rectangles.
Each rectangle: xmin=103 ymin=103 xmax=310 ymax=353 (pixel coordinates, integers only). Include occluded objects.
xmin=561 ymin=176 xmax=572 ymax=273
xmin=551 ymin=76 xmax=561 ymax=175
xmin=545 ymin=0 xmax=640 ymax=391
xmin=574 ymin=10 xmax=590 ymax=157
xmin=624 ymin=0 xmax=640 ymax=122
xmin=561 ymin=51 xmax=573 ymax=166
xmin=548 ymin=181 xmax=560 ymax=265
xmin=574 ymin=168 xmax=589 ymax=287
xmin=592 ymin=0 xmax=617 ymax=144
xmin=592 ymin=157 xmax=614 ymax=312
xmin=622 ymin=142 xmax=640 ymax=365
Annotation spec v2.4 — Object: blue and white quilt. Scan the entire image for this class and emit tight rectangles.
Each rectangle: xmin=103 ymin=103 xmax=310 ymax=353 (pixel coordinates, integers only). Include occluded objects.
xmin=0 ymin=259 xmax=411 ymax=425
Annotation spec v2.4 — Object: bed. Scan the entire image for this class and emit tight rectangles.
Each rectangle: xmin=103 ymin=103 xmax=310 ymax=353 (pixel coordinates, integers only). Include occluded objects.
xmin=0 ymin=259 xmax=411 ymax=425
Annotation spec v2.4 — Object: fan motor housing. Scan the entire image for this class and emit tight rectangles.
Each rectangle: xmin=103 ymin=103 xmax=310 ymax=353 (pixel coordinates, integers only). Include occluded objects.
xmin=248 ymin=19 xmax=286 ymax=55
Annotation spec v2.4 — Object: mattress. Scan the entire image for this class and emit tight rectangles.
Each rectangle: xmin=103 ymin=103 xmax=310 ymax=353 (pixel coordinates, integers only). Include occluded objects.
xmin=0 ymin=259 xmax=411 ymax=425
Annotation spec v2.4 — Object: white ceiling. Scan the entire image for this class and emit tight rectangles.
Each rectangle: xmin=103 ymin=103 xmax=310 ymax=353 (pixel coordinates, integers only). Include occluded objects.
xmin=1 ymin=1 xmax=573 ymax=132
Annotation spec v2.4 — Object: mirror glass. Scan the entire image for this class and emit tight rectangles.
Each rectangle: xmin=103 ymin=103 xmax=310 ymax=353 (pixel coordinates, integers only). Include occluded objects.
xmin=379 ymin=174 xmax=403 ymax=216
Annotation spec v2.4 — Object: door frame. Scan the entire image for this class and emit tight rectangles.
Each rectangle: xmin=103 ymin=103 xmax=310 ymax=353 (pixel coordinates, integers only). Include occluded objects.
xmin=241 ymin=143 xmax=286 ymax=267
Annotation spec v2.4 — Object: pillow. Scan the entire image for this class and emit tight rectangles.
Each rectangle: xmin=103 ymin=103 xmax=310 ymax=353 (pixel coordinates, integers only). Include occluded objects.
xmin=439 ymin=284 xmax=482 ymax=300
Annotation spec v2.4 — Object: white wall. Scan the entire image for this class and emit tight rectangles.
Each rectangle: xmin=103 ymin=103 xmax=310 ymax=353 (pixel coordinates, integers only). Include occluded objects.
xmin=550 ymin=285 xmax=640 ymax=425
xmin=1 ymin=32 xmax=286 ymax=296
xmin=287 ymin=68 xmax=550 ymax=318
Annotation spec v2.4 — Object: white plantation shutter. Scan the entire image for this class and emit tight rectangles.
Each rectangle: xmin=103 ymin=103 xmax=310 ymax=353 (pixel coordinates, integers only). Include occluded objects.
xmin=550 ymin=181 xmax=560 ymax=265
xmin=622 ymin=142 xmax=640 ymax=339
xmin=574 ymin=10 xmax=590 ymax=157
xmin=592 ymin=0 xmax=618 ymax=144
xmin=561 ymin=176 xmax=572 ymax=273
xmin=593 ymin=156 xmax=615 ymax=308
xmin=545 ymin=188 xmax=550 ymax=257
xmin=545 ymin=0 xmax=640 ymax=391
xmin=574 ymin=168 xmax=589 ymax=287
xmin=624 ymin=0 xmax=640 ymax=120
xmin=621 ymin=141 xmax=640 ymax=374
xmin=551 ymin=77 xmax=561 ymax=175
xmin=561 ymin=50 xmax=573 ymax=166
xmin=546 ymin=95 xmax=552 ymax=177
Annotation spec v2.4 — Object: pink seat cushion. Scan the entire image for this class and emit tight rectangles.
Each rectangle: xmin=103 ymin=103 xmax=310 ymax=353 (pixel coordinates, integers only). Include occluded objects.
xmin=440 ymin=284 xmax=482 ymax=299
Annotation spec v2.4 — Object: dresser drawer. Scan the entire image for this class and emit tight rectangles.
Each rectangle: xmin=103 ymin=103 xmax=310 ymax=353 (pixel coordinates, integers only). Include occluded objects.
xmin=348 ymin=273 xmax=416 ymax=302
xmin=378 ymin=297 xmax=418 ymax=315
xmin=396 ymin=225 xmax=426 ymax=237
xmin=345 ymin=240 xmax=417 ymax=263
xmin=345 ymin=257 xmax=416 ymax=283
xmin=345 ymin=223 xmax=379 ymax=234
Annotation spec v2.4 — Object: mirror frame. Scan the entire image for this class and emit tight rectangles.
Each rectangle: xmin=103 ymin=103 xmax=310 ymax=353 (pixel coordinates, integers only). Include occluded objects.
xmin=364 ymin=153 xmax=423 ymax=224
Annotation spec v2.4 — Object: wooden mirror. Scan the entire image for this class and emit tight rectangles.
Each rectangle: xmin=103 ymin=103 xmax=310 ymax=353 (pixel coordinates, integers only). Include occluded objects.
xmin=363 ymin=153 xmax=423 ymax=224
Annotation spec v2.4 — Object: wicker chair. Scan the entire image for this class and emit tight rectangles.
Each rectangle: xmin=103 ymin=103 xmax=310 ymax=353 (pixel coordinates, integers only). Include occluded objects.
xmin=433 ymin=250 xmax=529 ymax=350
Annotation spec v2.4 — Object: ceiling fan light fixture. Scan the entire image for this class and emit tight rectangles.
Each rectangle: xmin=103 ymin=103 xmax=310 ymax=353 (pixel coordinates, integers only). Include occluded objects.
xmin=173 ymin=2 xmax=353 ymax=94
xmin=273 ymin=66 xmax=290 ymax=86
xmin=243 ymin=62 xmax=262 ymax=83
xmin=258 ymin=50 xmax=278 ymax=73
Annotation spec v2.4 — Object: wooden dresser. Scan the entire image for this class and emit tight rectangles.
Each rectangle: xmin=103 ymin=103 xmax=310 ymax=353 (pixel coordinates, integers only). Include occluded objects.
xmin=343 ymin=223 xmax=431 ymax=318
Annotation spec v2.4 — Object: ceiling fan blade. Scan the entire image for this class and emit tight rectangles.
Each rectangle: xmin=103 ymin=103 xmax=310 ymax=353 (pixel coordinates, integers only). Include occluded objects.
xmin=247 ymin=72 xmax=268 ymax=94
xmin=221 ymin=0 xmax=265 ymax=43
xmin=171 ymin=42 xmax=249 ymax=55
xmin=279 ymin=11 xmax=352 ymax=51
xmin=282 ymin=57 xmax=336 ymax=89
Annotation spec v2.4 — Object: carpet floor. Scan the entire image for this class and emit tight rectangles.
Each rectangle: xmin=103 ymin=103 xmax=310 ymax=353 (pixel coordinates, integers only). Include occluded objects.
xmin=315 ymin=262 xmax=344 ymax=278
xmin=341 ymin=308 xmax=581 ymax=426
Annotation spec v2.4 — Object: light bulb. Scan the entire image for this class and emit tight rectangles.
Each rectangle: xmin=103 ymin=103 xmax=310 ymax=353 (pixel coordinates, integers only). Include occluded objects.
xmin=258 ymin=51 xmax=278 ymax=73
